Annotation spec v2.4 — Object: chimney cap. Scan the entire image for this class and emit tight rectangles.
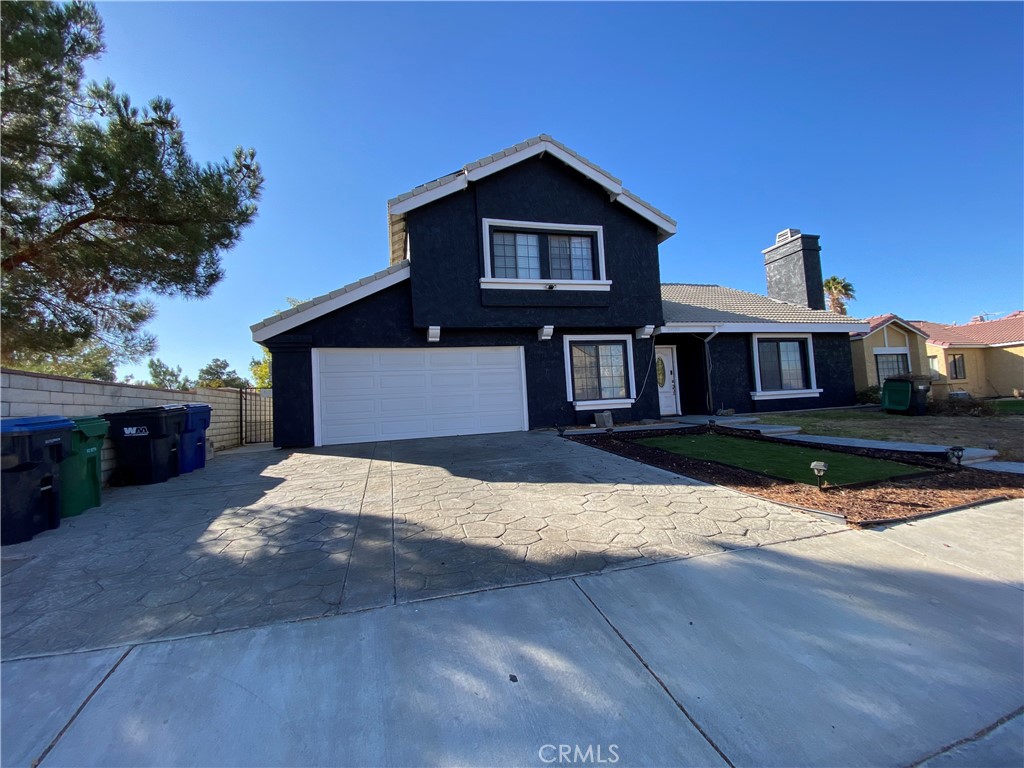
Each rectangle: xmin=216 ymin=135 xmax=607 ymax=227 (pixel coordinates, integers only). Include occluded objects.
xmin=775 ymin=228 xmax=801 ymax=244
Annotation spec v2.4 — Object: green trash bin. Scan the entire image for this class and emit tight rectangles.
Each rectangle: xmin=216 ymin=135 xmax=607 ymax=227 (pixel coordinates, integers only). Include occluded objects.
xmin=59 ymin=416 xmax=109 ymax=517
xmin=881 ymin=379 xmax=912 ymax=413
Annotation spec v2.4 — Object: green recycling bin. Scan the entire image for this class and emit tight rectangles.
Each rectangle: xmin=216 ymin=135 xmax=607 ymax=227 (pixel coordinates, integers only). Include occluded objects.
xmin=59 ymin=416 xmax=109 ymax=517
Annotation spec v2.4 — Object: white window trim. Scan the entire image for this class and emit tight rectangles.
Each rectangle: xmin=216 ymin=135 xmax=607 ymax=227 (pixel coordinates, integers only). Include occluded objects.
xmin=481 ymin=218 xmax=609 ymax=289
xmin=750 ymin=333 xmax=821 ymax=400
xmin=872 ymin=346 xmax=910 ymax=355
xmin=563 ymin=334 xmax=636 ymax=410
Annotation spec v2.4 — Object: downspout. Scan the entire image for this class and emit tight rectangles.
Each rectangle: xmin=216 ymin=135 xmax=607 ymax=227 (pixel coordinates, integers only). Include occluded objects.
xmin=701 ymin=328 xmax=721 ymax=414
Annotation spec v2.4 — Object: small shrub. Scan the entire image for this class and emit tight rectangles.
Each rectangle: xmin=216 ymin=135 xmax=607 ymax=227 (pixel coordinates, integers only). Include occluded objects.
xmin=927 ymin=396 xmax=996 ymax=417
xmin=856 ymin=386 xmax=882 ymax=404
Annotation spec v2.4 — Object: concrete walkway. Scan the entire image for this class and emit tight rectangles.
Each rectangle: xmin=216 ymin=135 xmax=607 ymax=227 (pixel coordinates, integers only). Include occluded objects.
xmin=1 ymin=432 xmax=838 ymax=659
xmin=2 ymin=500 xmax=1020 ymax=767
xmin=784 ymin=433 xmax=999 ymax=463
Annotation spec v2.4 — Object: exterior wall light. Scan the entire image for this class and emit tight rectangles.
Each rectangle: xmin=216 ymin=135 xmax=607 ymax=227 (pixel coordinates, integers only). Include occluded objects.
xmin=810 ymin=461 xmax=829 ymax=490
xmin=948 ymin=446 xmax=965 ymax=466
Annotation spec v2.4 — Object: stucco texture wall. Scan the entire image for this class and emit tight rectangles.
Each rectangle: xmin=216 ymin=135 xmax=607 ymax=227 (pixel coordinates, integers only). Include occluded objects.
xmin=851 ymin=324 xmax=930 ymax=391
xmin=926 ymin=345 xmax=989 ymax=399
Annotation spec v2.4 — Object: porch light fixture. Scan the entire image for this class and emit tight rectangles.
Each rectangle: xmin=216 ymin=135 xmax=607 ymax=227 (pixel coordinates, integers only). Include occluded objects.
xmin=948 ymin=446 xmax=965 ymax=466
xmin=810 ymin=461 xmax=828 ymax=490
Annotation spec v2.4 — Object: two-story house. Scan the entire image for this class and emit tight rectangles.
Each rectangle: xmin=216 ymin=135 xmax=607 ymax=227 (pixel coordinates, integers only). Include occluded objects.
xmin=251 ymin=136 xmax=865 ymax=447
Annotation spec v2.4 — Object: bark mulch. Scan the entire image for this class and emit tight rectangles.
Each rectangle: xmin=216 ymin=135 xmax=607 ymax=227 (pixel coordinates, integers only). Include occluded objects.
xmin=570 ymin=427 xmax=1024 ymax=526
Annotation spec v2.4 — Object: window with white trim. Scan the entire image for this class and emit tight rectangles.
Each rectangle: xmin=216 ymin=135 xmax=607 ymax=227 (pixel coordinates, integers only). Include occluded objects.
xmin=875 ymin=353 xmax=910 ymax=383
xmin=750 ymin=334 xmax=821 ymax=400
xmin=563 ymin=334 xmax=636 ymax=409
xmin=481 ymin=219 xmax=609 ymax=290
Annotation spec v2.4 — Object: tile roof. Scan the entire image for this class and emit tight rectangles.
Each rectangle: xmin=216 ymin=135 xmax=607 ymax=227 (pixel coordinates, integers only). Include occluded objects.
xmin=913 ymin=311 xmax=1024 ymax=347
xmin=851 ymin=313 xmax=928 ymax=338
xmin=661 ymin=284 xmax=864 ymax=326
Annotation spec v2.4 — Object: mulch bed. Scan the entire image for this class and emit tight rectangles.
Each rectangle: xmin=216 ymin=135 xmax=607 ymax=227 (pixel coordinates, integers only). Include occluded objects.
xmin=570 ymin=427 xmax=1024 ymax=526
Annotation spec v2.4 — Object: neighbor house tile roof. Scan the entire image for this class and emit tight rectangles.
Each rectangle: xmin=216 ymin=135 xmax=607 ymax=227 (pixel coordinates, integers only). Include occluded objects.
xmin=851 ymin=313 xmax=928 ymax=338
xmin=913 ymin=311 xmax=1024 ymax=347
xmin=661 ymin=284 xmax=864 ymax=325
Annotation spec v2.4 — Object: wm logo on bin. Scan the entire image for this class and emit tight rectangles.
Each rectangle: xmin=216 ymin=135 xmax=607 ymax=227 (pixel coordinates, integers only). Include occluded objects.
xmin=122 ymin=426 xmax=149 ymax=437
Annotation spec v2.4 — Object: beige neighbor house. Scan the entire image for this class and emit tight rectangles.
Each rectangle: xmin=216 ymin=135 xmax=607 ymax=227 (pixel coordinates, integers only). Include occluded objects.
xmin=850 ymin=314 xmax=930 ymax=393
xmin=912 ymin=311 xmax=1024 ymax=399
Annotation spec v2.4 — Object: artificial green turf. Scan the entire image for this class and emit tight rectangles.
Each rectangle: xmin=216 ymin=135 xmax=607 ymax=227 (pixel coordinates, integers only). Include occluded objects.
xmin=637 ymin=434 xmax=923 ymax=486
xmin=991 ymin=399 xmax=1024 ymax=415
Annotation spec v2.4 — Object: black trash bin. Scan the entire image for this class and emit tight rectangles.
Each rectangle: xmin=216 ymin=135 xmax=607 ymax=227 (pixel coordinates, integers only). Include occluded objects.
xmin=103 ymin=405 xmax=187 ymax=485
xmin=179 ymin=404 xmax=212 ymax=474
xmin=1 ymin=415 xmax=74 ymax=545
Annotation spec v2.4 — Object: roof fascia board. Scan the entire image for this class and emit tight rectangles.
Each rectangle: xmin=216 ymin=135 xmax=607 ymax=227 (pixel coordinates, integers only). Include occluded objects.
xmin=873 ymin=318 xmax=928 ymax=338
xmin=387 ymin=140 xmax=675 ymax=236
xmin=662 ymin=322 xmax=869 ymax=334
xmin=389 ymin=176 xmax=468 ymax=216
xmin=617 ymin=192 xmax=677 ymax=236
xmin=252 ymin=266 xmax=411 ymax=343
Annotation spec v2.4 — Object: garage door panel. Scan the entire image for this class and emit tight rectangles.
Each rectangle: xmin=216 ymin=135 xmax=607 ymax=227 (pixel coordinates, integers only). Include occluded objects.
xmin=379 ymin=351 xmax=426 ymax=369
xmin=379 ymin=373 xmax=428 ymax=389
xmin=316 ymin=347 xmax=526 ymax=445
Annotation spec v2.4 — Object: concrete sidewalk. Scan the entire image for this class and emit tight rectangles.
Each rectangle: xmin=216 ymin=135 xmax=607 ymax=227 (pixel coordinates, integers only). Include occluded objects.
xmin=3 ymin=500 xmax=1021 ymax=767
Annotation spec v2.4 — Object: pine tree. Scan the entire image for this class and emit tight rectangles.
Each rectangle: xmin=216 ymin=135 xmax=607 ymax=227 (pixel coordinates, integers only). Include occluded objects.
xmin=1 ymin=1 xmax=263 ymax=362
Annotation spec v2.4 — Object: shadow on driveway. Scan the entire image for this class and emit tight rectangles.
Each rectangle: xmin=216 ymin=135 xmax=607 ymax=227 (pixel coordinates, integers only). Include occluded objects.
xmin=1 ymin=432 xmax=839 ymax=658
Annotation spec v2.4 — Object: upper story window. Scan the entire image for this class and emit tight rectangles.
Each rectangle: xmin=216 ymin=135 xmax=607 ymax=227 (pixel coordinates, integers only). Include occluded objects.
xmin=481 ymin=219 xmax=610 ymax=291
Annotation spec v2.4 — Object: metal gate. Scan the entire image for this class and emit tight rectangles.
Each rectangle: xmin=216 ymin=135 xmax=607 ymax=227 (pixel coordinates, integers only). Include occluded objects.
xmin=241 ymin=388 xmax=273 ymax=444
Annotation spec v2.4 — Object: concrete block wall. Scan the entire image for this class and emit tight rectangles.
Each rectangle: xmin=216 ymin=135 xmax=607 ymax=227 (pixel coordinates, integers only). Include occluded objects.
xmin=1 ymin=369 xmax=272 ymax=482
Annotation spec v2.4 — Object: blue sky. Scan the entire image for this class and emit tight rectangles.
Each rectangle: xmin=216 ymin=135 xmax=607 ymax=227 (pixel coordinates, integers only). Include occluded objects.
xmin=87 ymin=2 xmax=1023 ymax=382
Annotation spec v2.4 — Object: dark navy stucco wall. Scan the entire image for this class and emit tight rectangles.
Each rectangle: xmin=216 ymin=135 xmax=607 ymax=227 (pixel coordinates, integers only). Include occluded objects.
xmin=405 ymin=154 xmax=665 ymax=329
xmin=265 ymin=280 xmax=660 ymax=446
xmin=658 ymin=332 xmax=856 ymax=415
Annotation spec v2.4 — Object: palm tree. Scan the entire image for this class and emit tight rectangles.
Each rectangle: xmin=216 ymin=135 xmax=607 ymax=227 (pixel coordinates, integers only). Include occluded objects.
xmin=823 ymin=276 xmax=856 ymax=315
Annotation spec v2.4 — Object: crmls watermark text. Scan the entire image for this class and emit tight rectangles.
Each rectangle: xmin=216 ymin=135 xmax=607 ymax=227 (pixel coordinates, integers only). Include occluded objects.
xmin=539 ymin=744 xmax=620 ymax=764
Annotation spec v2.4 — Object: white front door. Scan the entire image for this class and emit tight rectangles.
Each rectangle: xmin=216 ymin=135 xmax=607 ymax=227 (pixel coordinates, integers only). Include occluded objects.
xmin=656 ymin=346 xmax=680 ymax=416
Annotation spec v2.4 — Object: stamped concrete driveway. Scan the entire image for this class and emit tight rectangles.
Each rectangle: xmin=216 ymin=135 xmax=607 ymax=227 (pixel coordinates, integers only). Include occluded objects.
xmin=1 ymin=431 xmax=839 ymax=659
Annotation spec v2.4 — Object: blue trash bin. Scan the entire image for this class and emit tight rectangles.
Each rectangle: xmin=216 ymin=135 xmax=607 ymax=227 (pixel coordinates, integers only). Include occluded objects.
xmin=179 ymin=403 xmax=212 ymax=474
xmin=1 ymin=415 xmax=74 ymax=545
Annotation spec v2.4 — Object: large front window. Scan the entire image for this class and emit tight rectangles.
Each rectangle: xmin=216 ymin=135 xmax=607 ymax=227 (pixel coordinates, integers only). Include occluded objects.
xmin=757 ymin=339 xmax=809 ymax=391
xmin=875 ymin=353 xmax=910 ymax=383
xmin=570 ymin=342 xmax=627 ymax=400
xmin=751 ymin=334 xmax=821 ymax=401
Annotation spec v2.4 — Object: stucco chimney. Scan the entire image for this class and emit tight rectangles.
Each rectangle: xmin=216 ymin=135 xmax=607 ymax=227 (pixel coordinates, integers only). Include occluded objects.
xmin=762 ymin=229 xmax=825 ymax=310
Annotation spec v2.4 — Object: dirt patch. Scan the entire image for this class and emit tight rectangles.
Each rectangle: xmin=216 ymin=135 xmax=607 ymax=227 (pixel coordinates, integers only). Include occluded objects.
xmin=570 ymin=428 xmax=1024 ymax=525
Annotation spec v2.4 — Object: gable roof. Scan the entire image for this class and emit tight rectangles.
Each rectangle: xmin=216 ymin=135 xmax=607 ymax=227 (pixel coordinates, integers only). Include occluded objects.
xmin=386 ymin=135 xmax=678 ymax=265
xmin=661 ymin=284 xmax=867 ymax=333
xmin=851 ymin=313 xmax=928 ymax=339
xmin=913 ymin=311 xmax=1024 ymax=348
xmin=251 ymin=260 xmax=410 ymax=343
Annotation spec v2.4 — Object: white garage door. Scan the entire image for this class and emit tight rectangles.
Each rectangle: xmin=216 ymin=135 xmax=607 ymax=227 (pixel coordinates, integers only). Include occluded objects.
xmin=314 ymin=347 xmax=528 ymax=445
